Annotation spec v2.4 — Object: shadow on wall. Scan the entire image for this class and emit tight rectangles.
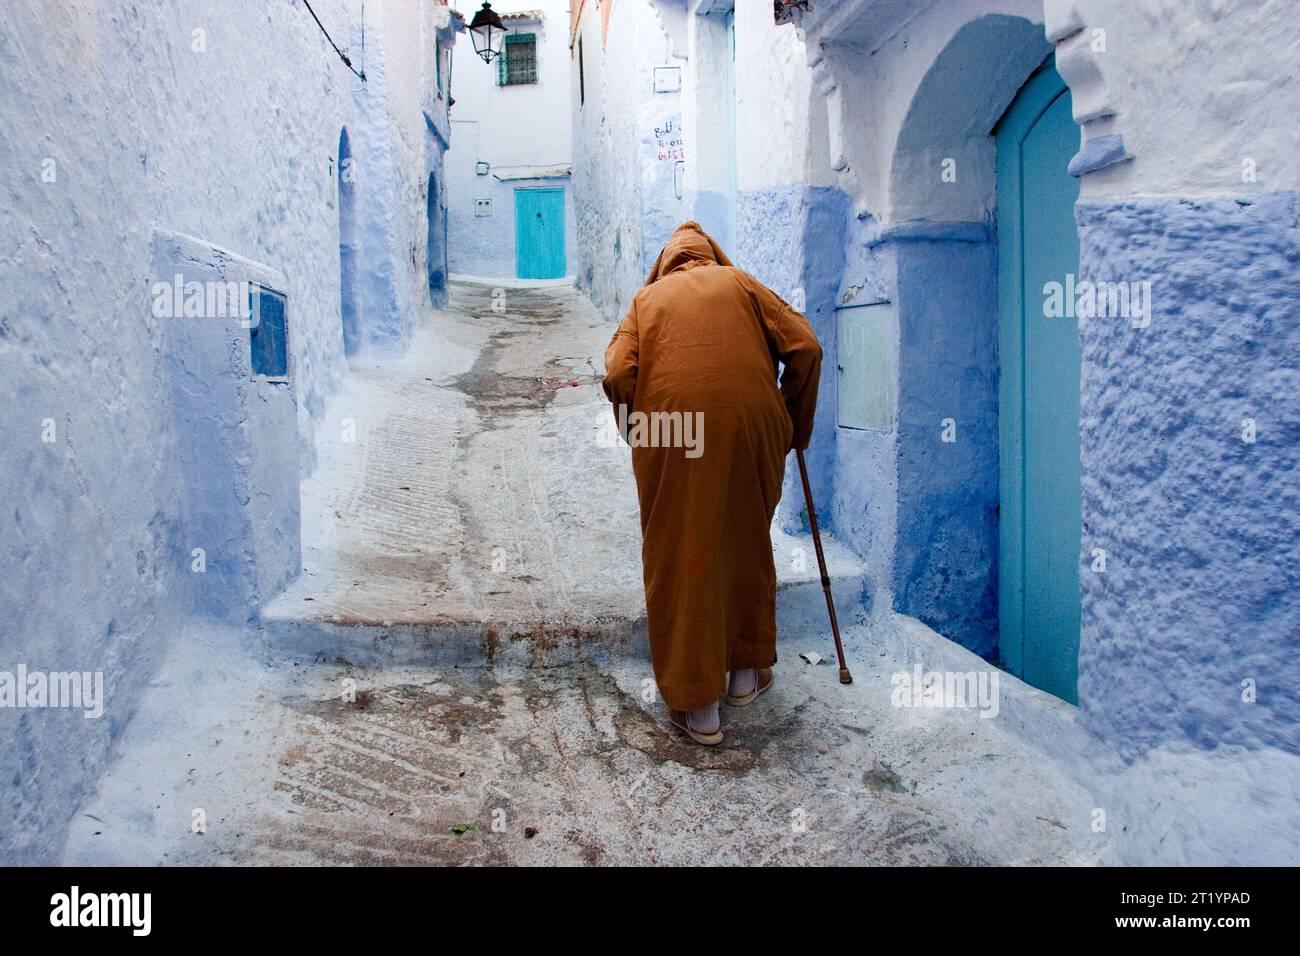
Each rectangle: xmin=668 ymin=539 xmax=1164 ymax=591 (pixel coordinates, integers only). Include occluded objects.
xmin=427 ymin=169 xmax=447 ymax=306
xmin=339 ymin=127 xmax=362 ymax=357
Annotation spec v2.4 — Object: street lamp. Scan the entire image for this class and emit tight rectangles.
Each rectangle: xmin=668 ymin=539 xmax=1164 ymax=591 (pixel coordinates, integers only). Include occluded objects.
xmin=468 ymin=2 xmax=505 ymax=64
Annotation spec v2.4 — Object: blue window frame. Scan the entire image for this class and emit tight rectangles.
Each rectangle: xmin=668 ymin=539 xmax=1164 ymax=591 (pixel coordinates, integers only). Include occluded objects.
xmin=249 ymin=286 xmax=289 ymax=380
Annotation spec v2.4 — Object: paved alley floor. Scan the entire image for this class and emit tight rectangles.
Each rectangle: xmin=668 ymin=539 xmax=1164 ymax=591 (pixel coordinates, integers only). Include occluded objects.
xmin=64 ymin=622 xmax=1108 ymax=866
xmin=63 ymin=280 xmax=1114 ymax=866
xmin=264 ymin=280 xmax=646 ymax=639
xmin=261 ymin=279 xmax=863 ymax=665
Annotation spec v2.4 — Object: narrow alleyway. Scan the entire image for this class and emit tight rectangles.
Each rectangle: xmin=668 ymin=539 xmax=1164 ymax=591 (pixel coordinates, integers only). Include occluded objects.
xmin=62 ymin=282 xmax=1108 ymax=866
xmin=262 ymin=279 xmax=863 ymax=662
xmin=6 ymin=0 xmax=1295 ymax=881
xmin=262 ymin=280 xmax=650 ymax=656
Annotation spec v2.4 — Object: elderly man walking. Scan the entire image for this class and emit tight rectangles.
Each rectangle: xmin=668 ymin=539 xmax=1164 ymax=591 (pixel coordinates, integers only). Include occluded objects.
xmin=602 ymin=221 xmax=822 ymax=745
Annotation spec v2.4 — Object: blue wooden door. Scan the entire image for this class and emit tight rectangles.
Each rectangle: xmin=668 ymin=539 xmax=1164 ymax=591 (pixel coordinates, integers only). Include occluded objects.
xmin=515 ymin=188 xmax=565 ymax=279
xmin=995 ymin=60 xmax=1082 ymax=704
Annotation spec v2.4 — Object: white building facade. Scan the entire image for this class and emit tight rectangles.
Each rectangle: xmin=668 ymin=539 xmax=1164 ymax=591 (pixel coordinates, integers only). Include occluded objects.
xmin=448 ymin=3 xmax=577 ymax=279
xmin=570 ymin=0 xmax=690 ymax=315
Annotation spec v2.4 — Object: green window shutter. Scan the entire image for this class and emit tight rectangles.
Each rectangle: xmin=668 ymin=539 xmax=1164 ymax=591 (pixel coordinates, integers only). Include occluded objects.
xmin=497 ymin=39 xmax=507 ymax=85
xmin=500 ymin=33 xmax=537 ymax=86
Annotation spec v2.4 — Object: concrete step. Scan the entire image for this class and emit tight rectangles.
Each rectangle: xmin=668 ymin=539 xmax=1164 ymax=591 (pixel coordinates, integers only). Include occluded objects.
xmin=259 ymin=524 xmax=868 ymax=668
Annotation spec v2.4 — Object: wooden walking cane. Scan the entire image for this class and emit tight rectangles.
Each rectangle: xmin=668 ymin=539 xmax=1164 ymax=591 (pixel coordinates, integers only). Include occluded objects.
xmin=795 ymin=449 xmax=853 ymax=684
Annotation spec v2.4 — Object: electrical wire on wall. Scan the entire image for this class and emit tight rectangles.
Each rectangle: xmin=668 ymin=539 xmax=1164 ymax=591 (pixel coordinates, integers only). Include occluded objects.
xmin=302 ymin=0 xmax=366 ymax=82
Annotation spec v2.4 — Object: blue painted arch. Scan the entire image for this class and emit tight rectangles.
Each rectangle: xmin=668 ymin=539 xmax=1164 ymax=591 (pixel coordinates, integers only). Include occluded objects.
xmin=883 ymin=17 xmax=1084 ymax=665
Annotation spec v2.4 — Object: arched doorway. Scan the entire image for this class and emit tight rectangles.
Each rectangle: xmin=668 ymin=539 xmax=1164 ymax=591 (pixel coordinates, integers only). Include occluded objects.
xmin=885 ymin=14 xmax=1053 ymax=662
xmin=338 ymin=127 xmax=362 ymax=357
xmin=994 ymin=59 xmax=1081 ymax=703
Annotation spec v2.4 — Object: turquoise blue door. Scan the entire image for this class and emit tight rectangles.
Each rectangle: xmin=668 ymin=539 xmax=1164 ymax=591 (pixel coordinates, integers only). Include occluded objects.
xmin=995 ymin=60 xmax=1082 ymax=704
xmin=515 ymin=188 xmax=566 ymax=279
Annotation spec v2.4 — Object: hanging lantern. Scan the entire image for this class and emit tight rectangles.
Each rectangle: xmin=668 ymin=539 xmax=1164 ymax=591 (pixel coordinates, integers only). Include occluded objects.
xmin=774 ymin=0 xmax=808 ymax=25
xmin=468 ymin=2 xmax=506 ymax=64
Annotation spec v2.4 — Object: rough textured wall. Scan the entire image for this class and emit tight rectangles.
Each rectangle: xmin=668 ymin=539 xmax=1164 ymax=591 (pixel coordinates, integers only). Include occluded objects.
xmin=151 ymin=232 xmax=302 ymax=626
xmin=771 ymin=0 xmax=1300 ymax=764
xmin=573 ymin=5 xmax=640 ymax=314
xmin=794 ymin=0 xmax=1046 ymax=220
xmin=680 ymin=3 xmax=735 ymax=252
xmin=730 ymin=1 xmax=843 ymax=533
xmin=736 ymin=188 xmax=802 ymax=294
xmin=736 ymin=185 xmax=847 ymax=536
xmin=830 ymin=213 xmax=898 ymax=617
xmin=1057 ymin=0 xmax=1300 ymax=203
xmin=1075 ymin=192 xmax=1300 ymax=757
xmin=0 ymin=0 xmax=433 ymax=864
xmin=733 ymin=0 xmax=814 ymax=194
xmin=421 ymin=6 xmax=456 ymax=304
xmin=796 ymin=0 xmax=1300 ymax=215
xmin=348 ymin=13 xmax=422 ymax=353
xmin=572 ymin=0 xmax=679 ymax=318
xmin=892 ymin=236 xmax=1001 ymax=658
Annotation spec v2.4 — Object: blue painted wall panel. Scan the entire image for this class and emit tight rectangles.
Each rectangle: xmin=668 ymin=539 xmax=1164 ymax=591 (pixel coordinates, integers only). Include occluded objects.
xmin=249 ymin=288 xmax=288 ymax=379
xmin=1075 ymin=191 xmax=1300 ymax=756
xmin=892 ymin=238 xmax=1001 ymax=659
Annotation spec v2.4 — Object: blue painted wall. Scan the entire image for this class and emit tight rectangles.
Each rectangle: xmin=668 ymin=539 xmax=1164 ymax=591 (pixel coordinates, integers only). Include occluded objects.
xmin=339 ymin=127 xmax=363 ymax=356
xmin=892 ymin=234 xmax=1001 ymax=659
xmin=732 ymin=185 xmax=1000 ymax=641
xmin=0 ymin=2 xmax=448 ymax=864
xmin=426 ymin=150 xmax=449 ymax=308
xmin=735 ymin=185 xmax=847 ymax=541
xmin=1075 ymin=191 xmax=1300 ymax=757
xmin=688 ymin=189 xmax=734 ymax=263
xmin=832 ymin=213 xmax=899 ymax=583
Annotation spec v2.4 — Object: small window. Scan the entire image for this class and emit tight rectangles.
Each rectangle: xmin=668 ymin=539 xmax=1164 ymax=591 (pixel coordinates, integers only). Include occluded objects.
xmin=436 ymin=43 xmax=443 ymax=94
xmin=498 ymin=33 xmax=537 ymax=86
xmin=577 ymin=35 xmax=584 ymax=105
xmin=249 ymin=286 xmax=289 ymax=381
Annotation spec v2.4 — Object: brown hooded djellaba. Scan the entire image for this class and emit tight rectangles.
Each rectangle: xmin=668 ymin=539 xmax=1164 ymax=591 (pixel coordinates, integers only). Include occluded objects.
xmin=602 ymin=221 xmax=822 ymax=711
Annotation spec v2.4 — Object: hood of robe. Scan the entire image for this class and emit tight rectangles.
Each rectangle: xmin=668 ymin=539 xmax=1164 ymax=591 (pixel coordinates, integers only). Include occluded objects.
xmin=643 ymin=221 xmax=735 ymax=285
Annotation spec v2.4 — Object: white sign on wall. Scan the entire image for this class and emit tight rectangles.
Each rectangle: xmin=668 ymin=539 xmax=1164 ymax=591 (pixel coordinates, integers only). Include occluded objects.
xmin=653 ymin=66 xmax=681 ymax=93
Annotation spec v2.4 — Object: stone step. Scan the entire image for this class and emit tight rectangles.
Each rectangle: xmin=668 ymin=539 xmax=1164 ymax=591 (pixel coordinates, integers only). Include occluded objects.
xmin=258 ymin=526 xmax=868 ymax=669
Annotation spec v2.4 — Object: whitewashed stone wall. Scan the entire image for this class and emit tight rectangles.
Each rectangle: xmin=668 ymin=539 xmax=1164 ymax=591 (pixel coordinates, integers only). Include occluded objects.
xmin=571 ymin=0 xmax=686 ymax=317
xmin=0 ymin=0 xmax=452 ymax=863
